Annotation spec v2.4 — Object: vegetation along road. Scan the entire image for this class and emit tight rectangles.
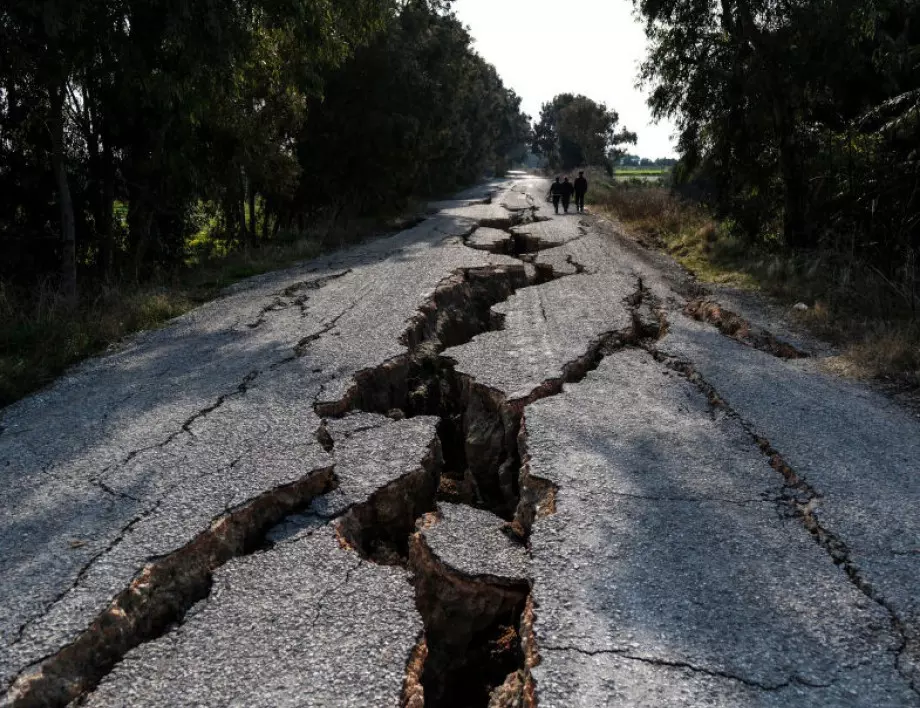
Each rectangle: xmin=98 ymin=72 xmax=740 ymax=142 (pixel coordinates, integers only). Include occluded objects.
xmin=2 ymin=0 xmax=919 ymax=706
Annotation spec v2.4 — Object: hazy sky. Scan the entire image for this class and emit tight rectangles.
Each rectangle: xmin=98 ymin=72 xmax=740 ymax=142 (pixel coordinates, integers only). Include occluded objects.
xmin=452 ymin=0 xmax=678 ymax=158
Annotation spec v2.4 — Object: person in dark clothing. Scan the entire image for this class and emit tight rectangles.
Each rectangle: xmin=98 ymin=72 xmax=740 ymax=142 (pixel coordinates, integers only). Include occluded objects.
xmin=560 ymin=177 xmax=575 ymax=213
xmin=548 ymin=177 xmax=563 ymax=214
xmin=574 ymin=171 xmax=588 ymax=213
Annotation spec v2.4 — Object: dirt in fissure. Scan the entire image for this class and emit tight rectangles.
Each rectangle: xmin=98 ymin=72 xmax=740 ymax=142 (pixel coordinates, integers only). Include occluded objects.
xmin=317 ymin=244 xmax=558 ymax=706
xmin=320 ymin=257 xmax=653 ymax=706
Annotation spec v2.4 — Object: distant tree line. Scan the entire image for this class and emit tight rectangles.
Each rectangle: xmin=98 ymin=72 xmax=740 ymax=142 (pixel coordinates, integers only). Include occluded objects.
xmin=0 ymin=0 xmax=530 ymax=299
xmin=635 ymin=0 xmax=920 ymax=293
xmin=531 ymin=94 xmax=637 ymax=172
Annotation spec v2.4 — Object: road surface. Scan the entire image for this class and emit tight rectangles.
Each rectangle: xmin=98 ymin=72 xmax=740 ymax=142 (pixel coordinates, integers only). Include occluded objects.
xmin=1 ymin=175 xmax=918 ymax=707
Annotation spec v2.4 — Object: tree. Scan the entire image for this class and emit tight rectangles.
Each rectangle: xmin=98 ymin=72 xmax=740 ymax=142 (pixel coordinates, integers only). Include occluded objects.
xmin=0 ymin=0 xmax=530 ymax=297
xmin=532 ymin=94 xmax=636 ymax=170
xmin=634 ymin=0 xmax=920 ymax=269
xmin=292 ymin=1 xmax=530 ymax=219
xmin=1 ymin=0 xmax=94 ymax=302
xmin=0 ymin=0 xmax=387 ymax=286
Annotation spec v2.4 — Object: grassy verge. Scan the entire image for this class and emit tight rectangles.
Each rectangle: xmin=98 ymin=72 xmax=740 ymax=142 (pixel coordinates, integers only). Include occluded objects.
xmin=0 ymin=213 xmax=417 ymax=408
xmin=586 ymin=170 xmax=920 ymax=387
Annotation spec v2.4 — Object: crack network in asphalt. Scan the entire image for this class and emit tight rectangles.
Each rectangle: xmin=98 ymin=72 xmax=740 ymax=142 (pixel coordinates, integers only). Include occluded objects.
xmin=649 ymin=348 xmax=920 ymax=698
xmin=306 ymin=214 xmax=651 ymax=707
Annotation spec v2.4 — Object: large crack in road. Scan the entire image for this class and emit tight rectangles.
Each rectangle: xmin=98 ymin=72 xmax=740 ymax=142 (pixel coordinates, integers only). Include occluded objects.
xmin=308 ymin=203 xmax=650 ymax=706
xmin=2 ymin=176 xmax=919 ymax=708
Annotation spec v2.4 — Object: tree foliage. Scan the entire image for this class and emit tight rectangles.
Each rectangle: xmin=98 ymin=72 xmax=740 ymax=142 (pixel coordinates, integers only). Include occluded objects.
xmin=532 ymin=94 xmax=637 ymax=171
xmin=635 ymin=0 xmax=920 ymax=288
xmin=0 ymin=0 xmax=529 ymax=296
xmin=294 ymin=2 xmax=531 ymax=218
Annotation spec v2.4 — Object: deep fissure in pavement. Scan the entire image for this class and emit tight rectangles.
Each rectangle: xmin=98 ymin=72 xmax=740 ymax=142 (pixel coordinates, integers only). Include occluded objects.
xmin=319 ymin=264 xmax=652 ymax=522
xmin=318 ymin=263 xmax=534 ymax=519
xmin=410 ymin=516 xmax=530 ymax=707
xmin=337 ymin=479 xmax=531 ymax=706
xmin=4 ymin=467 xmax=338 ymax=708
xmin=317 ymin=252 xmax=652 ymax=706
xmin=329 ymin=440 xmax=531 ymax=708
xmin=308 ymin=257 xmax=558 ymax=707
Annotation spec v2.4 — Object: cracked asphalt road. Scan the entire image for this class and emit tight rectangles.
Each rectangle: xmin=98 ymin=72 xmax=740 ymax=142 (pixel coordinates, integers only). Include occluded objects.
xmin=1 ymin=174 xmax=919 ymax=707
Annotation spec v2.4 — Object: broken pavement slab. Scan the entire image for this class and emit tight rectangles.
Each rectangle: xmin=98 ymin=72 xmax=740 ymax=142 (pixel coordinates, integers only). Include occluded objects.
xmin=443 ymin=273 xmax=637 ymax=404
xmin=82 ymin=525 xmax=420 ymax=708
xmin=466 ymin=227 xmax=513 ymax=254
xmin=414 ymin=502 xmax=528 ymax=583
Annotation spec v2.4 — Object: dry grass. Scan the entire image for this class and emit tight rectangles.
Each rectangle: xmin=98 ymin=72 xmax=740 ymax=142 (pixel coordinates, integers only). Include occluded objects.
xmin=587 ymin=174 xmax=920 ymax=387
xmin=0 ymin=215 xmax=402 ymax=408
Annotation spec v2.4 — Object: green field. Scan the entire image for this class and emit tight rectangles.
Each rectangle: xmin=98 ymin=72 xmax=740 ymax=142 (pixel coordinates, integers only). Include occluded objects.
xmin=613 ymin=167 xmax=672 ymax=180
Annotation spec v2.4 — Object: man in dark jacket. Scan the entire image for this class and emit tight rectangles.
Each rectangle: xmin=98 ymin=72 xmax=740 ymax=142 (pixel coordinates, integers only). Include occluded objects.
xmin=549 ymin=177 xmax=563 ymax=213
xmin=574 ymin=171 xmax=588 ymax=213
xmin=560 ymin=177 xmax=575 ymax=213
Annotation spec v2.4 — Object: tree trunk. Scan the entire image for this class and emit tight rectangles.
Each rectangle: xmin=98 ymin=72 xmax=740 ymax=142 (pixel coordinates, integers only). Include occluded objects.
xmin=83 ymin=83 xmax=109 ymax=277
xmin=237 ymin=170 xmax=248 ymax=242
xmin=261 ymin=198 xmax=272 ymax=241
xmin=774 ymin=101 xmax=809 ymax=249
xmin=248 ymin=186 xmax=257 ymax=246
xmin=127 ymin=179 xmax=153 ymax=281
xmin=49 ymin=81 xmax=77 ymax=305
xmin=99 ymin=124 xmax=116 ymax=278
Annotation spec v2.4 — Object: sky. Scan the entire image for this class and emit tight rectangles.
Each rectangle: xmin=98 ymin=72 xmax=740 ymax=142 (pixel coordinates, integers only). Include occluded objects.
xmin=452 ymin=0 xmax=678 ymax=158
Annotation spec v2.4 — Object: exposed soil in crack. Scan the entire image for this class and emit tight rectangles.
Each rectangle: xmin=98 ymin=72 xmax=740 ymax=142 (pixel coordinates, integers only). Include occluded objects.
xmin=313 ymin=234 xmax=655 ymax=706
xmin=321 ymin=432 xmax=533 ymax=708
xmin=4 ymin=467 xmax=337 ymax=708
xmin=650 ymin=349 xmax=920 ymax=698
xmin=409 ymin=525 xmax=530 ymax=707
xmin=510 ymin=416 xmax=558 ymax=543
xmin=685 ymin=299 xmax=810 ymax=359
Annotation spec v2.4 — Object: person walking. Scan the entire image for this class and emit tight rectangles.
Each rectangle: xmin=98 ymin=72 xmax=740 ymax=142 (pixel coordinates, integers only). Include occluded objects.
xmin=548 ymin=177 xmax=563 ymax=214
xmin=560 ymin=176 xmax=575 ymax=214
xmin=574 ymin=171 xmax=588 ymax=213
